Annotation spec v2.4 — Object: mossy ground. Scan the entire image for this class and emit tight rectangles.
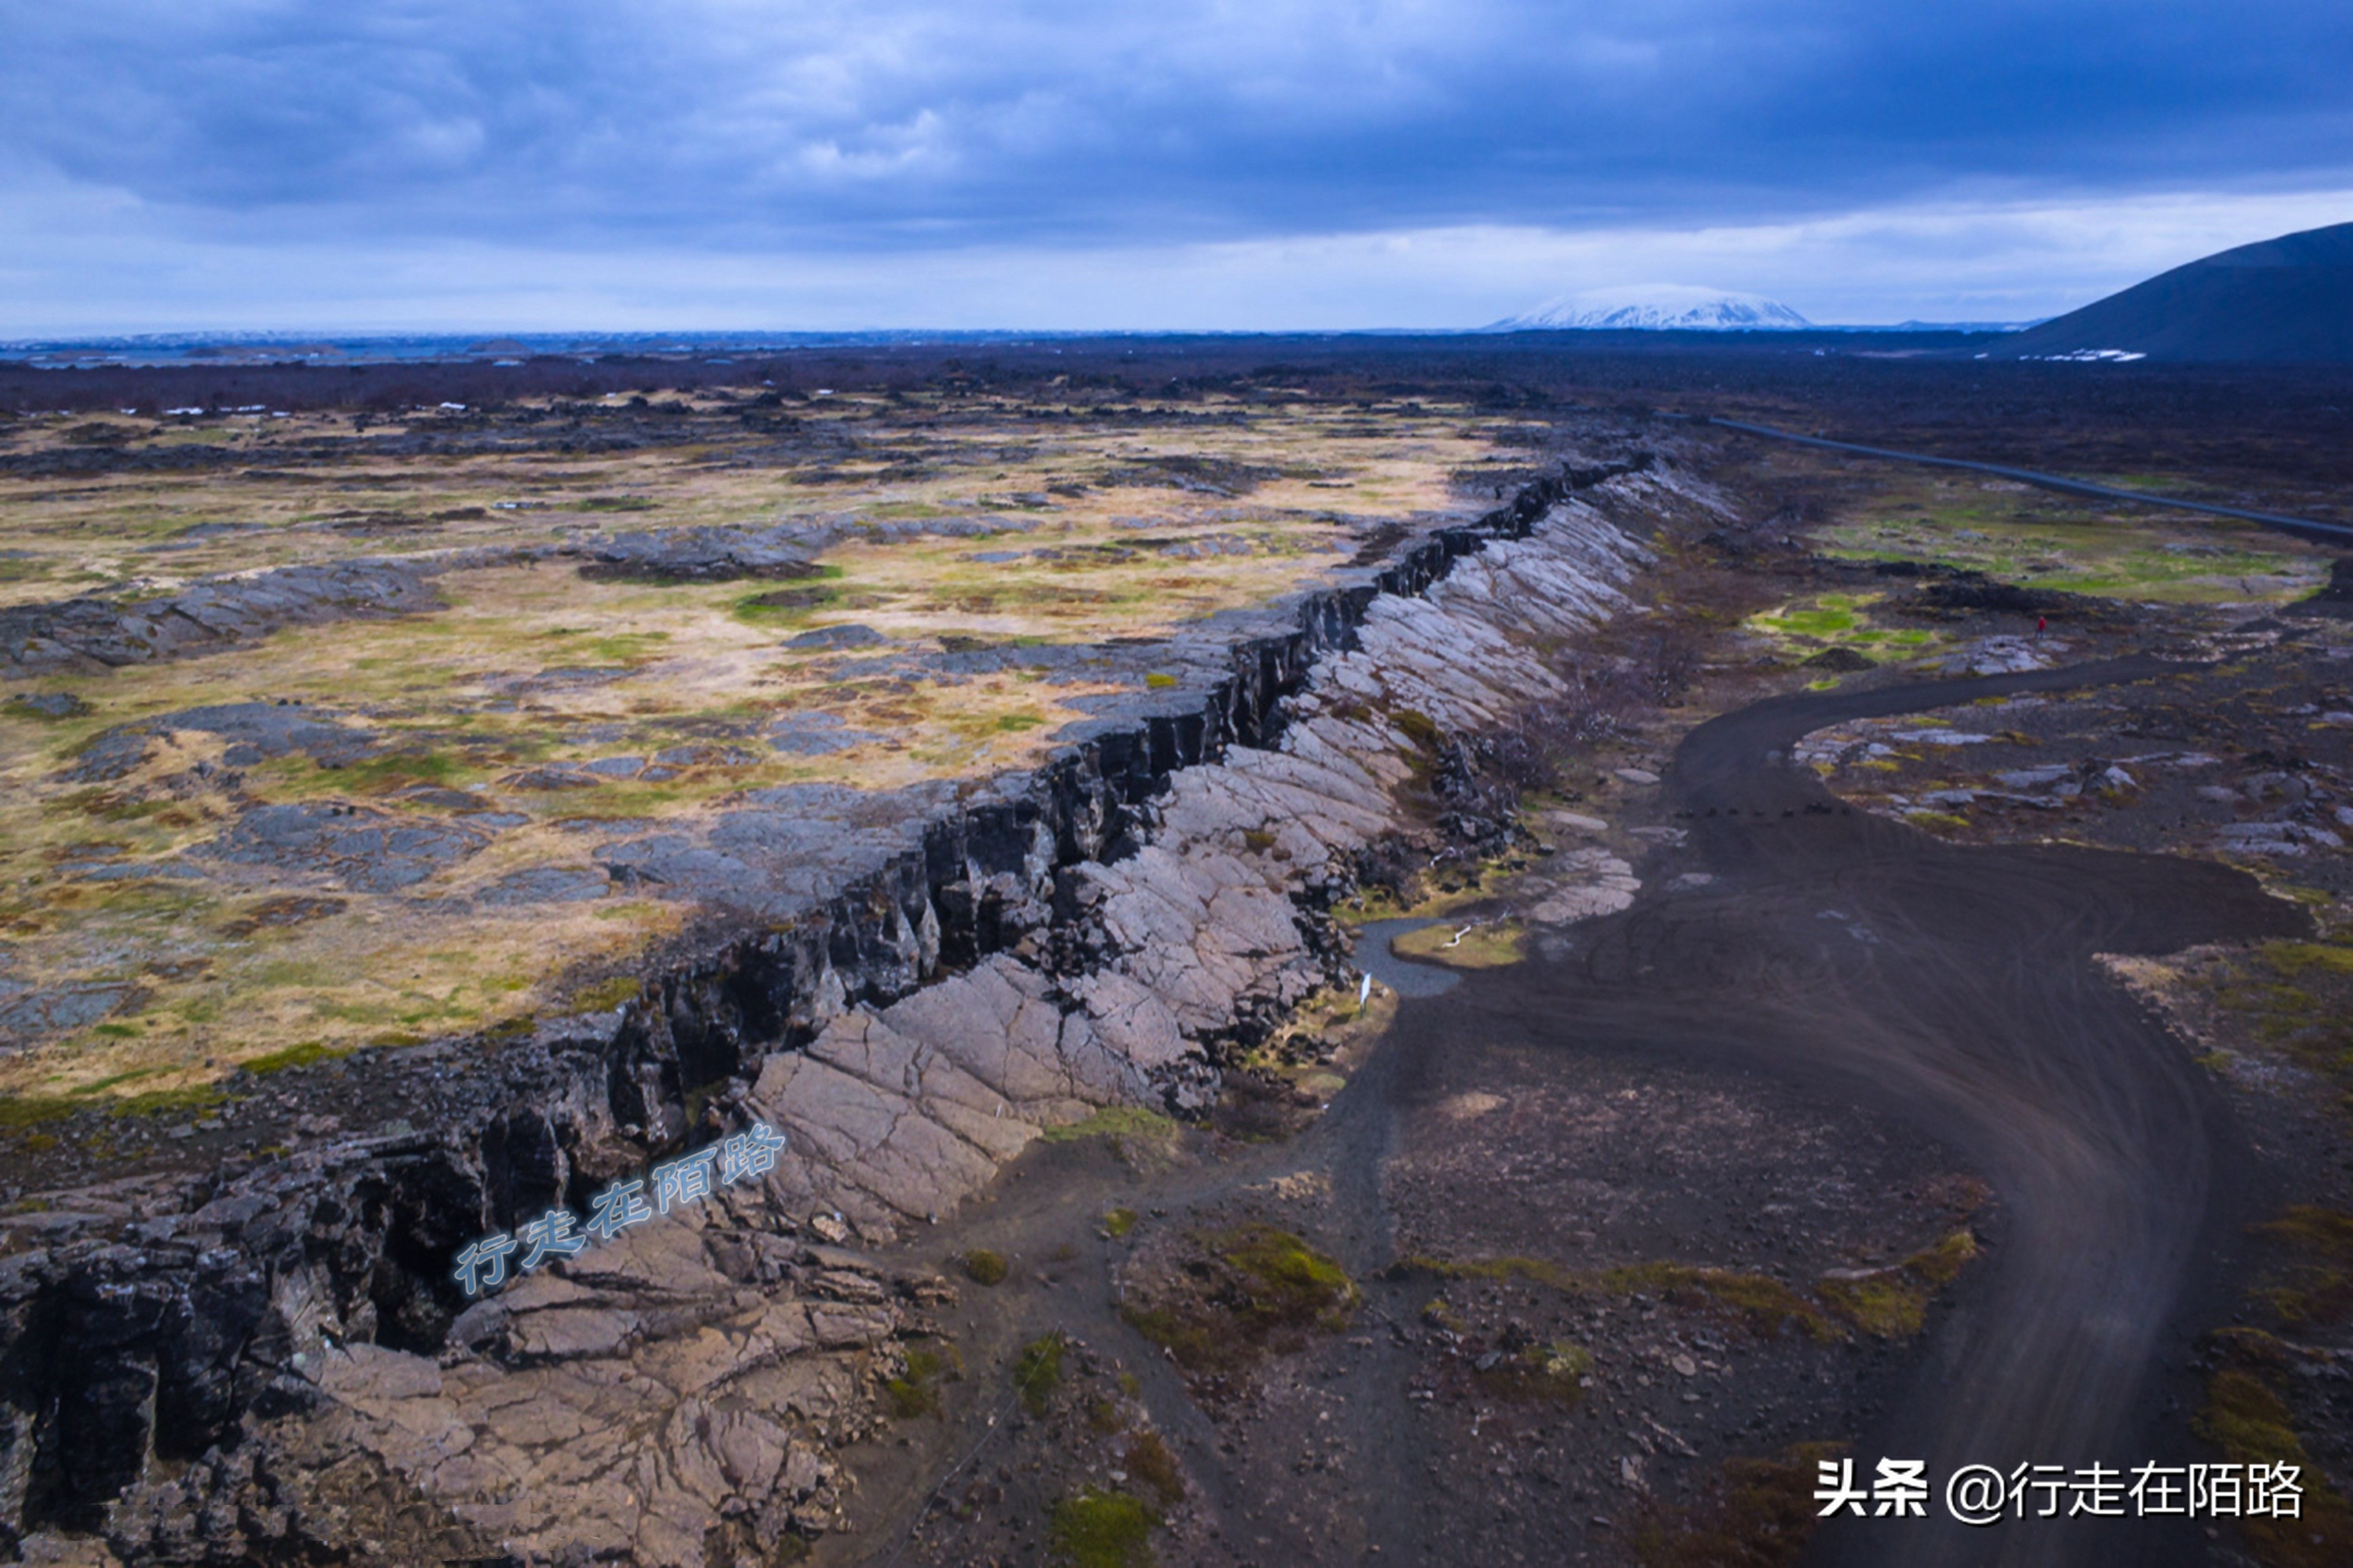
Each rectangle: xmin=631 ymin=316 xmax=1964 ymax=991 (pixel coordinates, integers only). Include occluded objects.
xmin=0 ymin=388 xmax=1507 ymax=1106
xmin=1813 ymin=475 xmax=2330 ymax=607
xmin=1398 ymin=1230 xmax=1980 ymax=1345
xmin=1122 ymin=1223 xmax=1358 ymax=1373
xmin=1014 ymin=1332 xmax=1068 ymax=1416
xmin=1471 ymin=1338 xmax=1595 ymax=1403
xmin=1389 ymin=918 xmax=1528 ymax=969
xmin=1633 ymin=1441 xmax=1851 ymax=1568
xmin=1811 ymin=1231 xmax=1979 ymax=1338
xmin=2142 ymin=924 xmax=2353 ymax=1564
xmin=884 ymin=1341 xmax=960 ymax=1420
xmin=1743 ymin=591 xmax=1946 ymax=667
xmin=2193 ymin=1339 xmax=2353 ymax=1568
xmin=960 ymin=1247 xmax=1010 ymax=1286
xmin=2158 ymin=920 xmax=2353 ymax=1128
xmin=1048 ymin=1487 xmax=1158 ymax=1568
xmin=1038 ymin=1106 xmax=1182 ymax=1148
xmin=0 ymin=392 xmax=1488 ymax=610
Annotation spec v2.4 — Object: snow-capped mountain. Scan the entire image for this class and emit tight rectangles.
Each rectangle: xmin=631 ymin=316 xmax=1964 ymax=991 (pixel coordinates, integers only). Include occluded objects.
xmin=1493 ymin=285 xmax=1812 ymax=331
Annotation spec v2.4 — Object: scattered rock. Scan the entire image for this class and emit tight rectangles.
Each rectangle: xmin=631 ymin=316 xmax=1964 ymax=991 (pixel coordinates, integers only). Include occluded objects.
xmin=473 ymin=866 xmax=610 ymax=906
xmin=767 ymin=711 xmax=881 ymax=755
xmin=0 ymin=982 xmax=135 ymax=1043
xmin=3 ymin=559 xmax=445 ymax=675
xmin=62 ymin=700 xmax=376 ymax=783
xmin=6 ymin=691 xmax=89 ymax=719
xmin=780 ymin=624 xmax=888 ymax=652
xmin=576 ymin=525 xmax=823 ymax=583
xmin=205 ymin=802 xmax=491 ymax=892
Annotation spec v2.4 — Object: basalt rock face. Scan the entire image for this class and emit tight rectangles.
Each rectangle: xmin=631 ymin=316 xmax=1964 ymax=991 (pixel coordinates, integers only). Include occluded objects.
xmin=0 ymin=456 xmax=1698 ymax=1567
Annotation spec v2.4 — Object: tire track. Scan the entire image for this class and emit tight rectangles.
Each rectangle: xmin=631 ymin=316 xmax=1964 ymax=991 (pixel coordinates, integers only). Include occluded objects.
xmin=1463 ymin=656 xmax=2305 ymax=1567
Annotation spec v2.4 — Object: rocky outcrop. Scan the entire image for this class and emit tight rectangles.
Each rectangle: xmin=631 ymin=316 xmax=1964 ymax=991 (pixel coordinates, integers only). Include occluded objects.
xmin=575 ymin=525 xmax=825 ymax=583
xmin=0 ymin=457 xmax=1702 ymax=1565
xmin=2 ymin=560 xmax=446 ymax=675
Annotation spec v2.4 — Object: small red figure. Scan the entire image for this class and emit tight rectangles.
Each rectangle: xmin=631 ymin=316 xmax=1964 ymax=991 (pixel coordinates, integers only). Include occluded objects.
xmin=2036 ymin=615 xmax=2047 ymax=638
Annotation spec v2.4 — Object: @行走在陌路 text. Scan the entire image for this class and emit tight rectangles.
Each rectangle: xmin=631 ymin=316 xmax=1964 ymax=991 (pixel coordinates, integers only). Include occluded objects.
xmin=450 ymin=1121 xmax=787 ymax=1297
xmin=1813 ymin=1456 xmax=2303 ymax=1525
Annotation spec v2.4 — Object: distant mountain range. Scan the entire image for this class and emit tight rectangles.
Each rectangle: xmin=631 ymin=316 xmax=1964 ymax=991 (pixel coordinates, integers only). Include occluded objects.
xmin=1491 ymin=287 xmax=1812 ymax=331
xmin=2003 ymin=220 xmax=2353 ymax=362
xmin=1873 ymin=319 xmax=2045 ymax=333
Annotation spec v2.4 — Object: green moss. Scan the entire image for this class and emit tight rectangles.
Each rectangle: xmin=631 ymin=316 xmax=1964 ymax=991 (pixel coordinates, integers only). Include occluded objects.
xmin=1014 ymin=1332 xmax=1066 ymax=1415
xmin=1815 ymin=1232 xmax=1980 ymax=1338
xmin=1771 ymin=608 xmax=1857 ymax=636
xmin=110 ymin=1084 xmax=227 ymax=1119
xmin=569 ymin=975 xmax=642 ymax=1012
xmin=1392 ymin=708 xmax=1441 ymax=750
xmin=1144 ymin=673 xmax=1178 ymax=690
xmin=961 ymin=1248 xmax=1009 ymax=1286
xmin=1390 ymin=920 xmax=1526 ymax=969
xmin=293 ymin=748 xmax=467 ymax=797
xmin=2195 ymin=1344 xmax=2353 ymax=1567
xmin=72 ymin=1067 xmax=163 ymax=1095
xmin=1103 ymin=1207 xmax=1139 ymax=1239
xmin=1222 ymin=1224 xmax=1355 ymax=1319
xmin=1904 ymin=1230 xmax=1978 ymax=1286
xmin=2199 ymin=1368 xmax=2302 ymax=1464
xmin=1040 ymin=1106 xmax=1180 ymax=1144
xmin=1123 ymin=1430 xmax=1184 ymax=1506
xmin=1633 ymin=1441 xmax=1850 ymax=1568
xmin=2263 ymin=940 xmax=2353 ymax=980
xmin=240 ymin=1039 xmax=348 ymax=1076
xmin=1123 ymin=1224 xmax=1357 ymax=1372
xmin=2252 ymin=1206 xmax=2353 ymax=1327
xmin=1814 ymin=1274 xmax=1924 ymax=1338
xmin=884 ymin=1343 xmax=957 ymax=1419
xmin=1398 ymin=1255 xmax=1850 ymax=1343
xmin=0 ymin=1096 xmax=80 ymax=1130
xmin=1476 ymin=1340 xmax=1593 ymax=1403
xmin=1048 ymin=1488 xmax=1156 ymax=1568
xmin=732 ymin=578 xmax=843 ymax=626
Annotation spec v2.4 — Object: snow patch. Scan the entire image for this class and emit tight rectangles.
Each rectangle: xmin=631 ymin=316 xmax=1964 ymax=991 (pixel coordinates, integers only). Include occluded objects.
xmin=1494 ymin=285 xmax=1811 ymax=332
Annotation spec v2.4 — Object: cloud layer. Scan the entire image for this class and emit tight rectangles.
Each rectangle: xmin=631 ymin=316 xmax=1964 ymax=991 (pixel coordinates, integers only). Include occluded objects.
xmin=5 ymin=1 xmax=2351 ymax=329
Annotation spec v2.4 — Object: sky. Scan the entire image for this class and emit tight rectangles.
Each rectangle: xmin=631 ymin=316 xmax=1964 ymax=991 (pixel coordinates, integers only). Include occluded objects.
xmin=4 ymin=1 xmax=2352 ymax=335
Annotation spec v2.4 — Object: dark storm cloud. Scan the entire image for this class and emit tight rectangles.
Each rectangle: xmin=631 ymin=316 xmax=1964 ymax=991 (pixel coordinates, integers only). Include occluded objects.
xmin=5 ymin=1 xmax=2351 ymax=250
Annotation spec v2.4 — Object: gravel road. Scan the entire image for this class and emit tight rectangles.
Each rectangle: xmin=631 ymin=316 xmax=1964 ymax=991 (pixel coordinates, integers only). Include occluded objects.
xmin=1467 ymin=656 xmax=2306 ymax=1566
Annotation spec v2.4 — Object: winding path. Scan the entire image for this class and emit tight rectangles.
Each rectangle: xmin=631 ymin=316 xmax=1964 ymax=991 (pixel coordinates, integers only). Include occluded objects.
xmin=1468 ymin=656 xmax=2305 ymax=1566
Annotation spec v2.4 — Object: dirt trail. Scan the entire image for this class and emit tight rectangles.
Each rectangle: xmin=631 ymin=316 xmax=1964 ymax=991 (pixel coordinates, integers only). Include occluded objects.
xmin=1460 ymin=656 xmax=2306 ymax=1567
